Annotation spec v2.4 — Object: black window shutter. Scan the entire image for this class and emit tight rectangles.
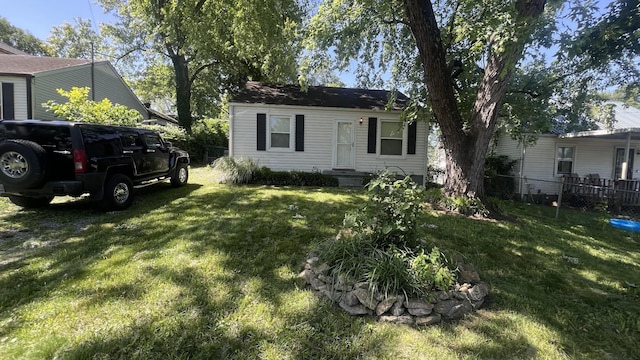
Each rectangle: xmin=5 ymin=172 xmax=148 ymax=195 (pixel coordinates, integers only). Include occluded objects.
xmin=256 ymin=113 xmax=266 ymax=151
xmin=2 ymin=82 xmax=15 ymax=120
xmin=407 ymin=121 xmax=417 ymax=155
xmin=295 ymin=115 xmax=304 ymax=151
xmin=367 ymin=117 xmax=377 ymax=153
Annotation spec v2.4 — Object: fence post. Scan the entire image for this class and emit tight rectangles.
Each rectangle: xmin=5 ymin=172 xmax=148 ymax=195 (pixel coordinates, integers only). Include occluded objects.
xmin=556 ymin=176 xmax=565 ymax=219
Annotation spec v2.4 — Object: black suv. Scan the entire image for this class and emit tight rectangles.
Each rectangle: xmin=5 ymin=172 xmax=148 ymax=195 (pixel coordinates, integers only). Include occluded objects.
xmin=0 ymin=119 xmax=190 ymax=210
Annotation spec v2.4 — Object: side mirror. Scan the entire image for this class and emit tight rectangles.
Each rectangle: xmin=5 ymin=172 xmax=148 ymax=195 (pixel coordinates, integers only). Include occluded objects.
xmin=165 ymin=141 xmax=172 ymax=148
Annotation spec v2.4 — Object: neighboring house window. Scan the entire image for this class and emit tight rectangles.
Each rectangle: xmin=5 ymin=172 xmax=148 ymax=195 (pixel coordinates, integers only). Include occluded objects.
xmin=379 ymin=120 xmax=404 ymax=156
xmin=556 ymin=146 xmax=574 ymax=175
xmin=270 ymin=115 xmax=292 ymax=149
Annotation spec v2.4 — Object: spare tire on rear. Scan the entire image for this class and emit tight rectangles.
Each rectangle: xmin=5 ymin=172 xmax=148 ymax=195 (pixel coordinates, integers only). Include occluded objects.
xmin=0 ymin=139 xmax=48 ymax=189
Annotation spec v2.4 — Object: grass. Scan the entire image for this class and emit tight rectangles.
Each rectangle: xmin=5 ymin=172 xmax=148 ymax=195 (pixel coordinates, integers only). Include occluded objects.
xmin=0 ymin=167 xmax=639 ymax=359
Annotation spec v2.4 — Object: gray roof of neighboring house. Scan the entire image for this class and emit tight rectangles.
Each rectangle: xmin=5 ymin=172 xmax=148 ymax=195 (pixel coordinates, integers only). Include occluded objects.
xmin=230 ymin=81 xmax=409 ymax=111
xmin=607 ymin=101 xmax=640 ymax=129
xmin=0 ymin=54 xmax=93 ymax=75
xmin=561 ymin=102 xmax=640 ymax=140
xmin=0 ymin=42 xmax=29 ymax=55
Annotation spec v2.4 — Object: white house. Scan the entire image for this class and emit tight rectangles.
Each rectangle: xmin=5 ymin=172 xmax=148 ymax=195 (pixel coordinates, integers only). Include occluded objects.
xmin=494 ymin=101 xmax=640 ymax=198
xmin=228 ymin=82 xmax=428 ymax=184
xmin=0 ymin=50 xmax=177 ymax=125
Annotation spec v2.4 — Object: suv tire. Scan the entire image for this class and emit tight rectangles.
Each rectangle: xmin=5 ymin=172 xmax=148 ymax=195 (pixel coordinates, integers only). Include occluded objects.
xmin=102 ymin=174 xmax=134 ymax=211
xmin=8 ymin=195 xmax=54 ymax=208
xmin=170 ymin=162 xmax=189 ymax=187
xmin=0 ymin=140 xmax=48 ymax=189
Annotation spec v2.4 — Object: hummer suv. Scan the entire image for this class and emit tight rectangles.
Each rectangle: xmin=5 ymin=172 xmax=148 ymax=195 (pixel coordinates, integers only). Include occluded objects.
xmin=0 ymin=119 xmax=190 ymax=210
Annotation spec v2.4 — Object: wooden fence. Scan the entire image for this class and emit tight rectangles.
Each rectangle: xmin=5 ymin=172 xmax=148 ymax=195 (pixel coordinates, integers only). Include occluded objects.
xmin=562 ymin=176 xmax=640 ymax=208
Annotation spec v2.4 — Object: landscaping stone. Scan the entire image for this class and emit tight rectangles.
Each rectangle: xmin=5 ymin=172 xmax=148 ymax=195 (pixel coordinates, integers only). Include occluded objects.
xmin=375 ymin=297 xmax=397 ymax=316
xmin=301 ymin=256 xmax=489 ymax=327
xmin=415 ymin=313 xmax=442 ymax=326
xmin=339 ymin=300 xmax=370 ymax=315
xmin=379 ymin=315 xmax=414 ymax=325
xmin=343 ymin=291 xmax=360 ymax=306
xmin=353 ymin=288 xmax=379 ymax=310
xmin=406 ymin=299 xmax=434 ymax=310
xmin=314 ymin=262 xmax=330 ymax=274
xmin=407 ymin=307 xmax=433 ymax=316
xmin=391 ymin=295 xmax=406 ymax=316
xmin=468 ymin=283 xmax=490 ymax=302
xmin=433 ymin=299 xmax=456 ymax=315
xmin=445 ymin=300 xmax=473 ymax=320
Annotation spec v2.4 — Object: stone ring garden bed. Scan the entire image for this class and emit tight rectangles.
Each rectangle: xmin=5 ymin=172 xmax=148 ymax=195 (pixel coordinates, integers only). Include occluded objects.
xmin=299 ymin=256 xmax=489 ymax=326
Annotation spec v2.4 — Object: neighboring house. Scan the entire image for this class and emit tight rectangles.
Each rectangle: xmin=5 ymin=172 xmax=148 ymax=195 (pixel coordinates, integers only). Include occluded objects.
xmin=0 ymin=51 xmax=176 ymax=125
xmin=494 ymin=101 xmax=640 ymax=197
xmin=229 ymin=82 xmax=427 ymax=183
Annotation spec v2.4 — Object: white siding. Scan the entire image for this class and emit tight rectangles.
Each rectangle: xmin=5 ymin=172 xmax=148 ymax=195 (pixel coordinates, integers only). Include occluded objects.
xmin=229 ymin=103 xmax=427 ymax=177
xmin=495 ymin=134 xmax=640 ymax=196
xmin=32 ymin=62 xmax=147 ymax=120
xmin=0 ymin=75 xmax=29 ymax=119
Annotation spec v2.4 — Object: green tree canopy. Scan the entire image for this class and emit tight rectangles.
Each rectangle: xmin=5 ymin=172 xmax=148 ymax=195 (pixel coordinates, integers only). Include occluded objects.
xmin=303 ymin=0 xmax=639 ymax=202
xmin=99 ymin=0 xmax=304 ymax=131
xmin=0 ymin=17 xmax=49 ymax=55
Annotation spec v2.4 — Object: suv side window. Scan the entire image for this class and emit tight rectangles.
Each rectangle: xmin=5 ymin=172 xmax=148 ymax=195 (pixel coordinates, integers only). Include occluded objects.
xmin=1 ymin=123 xmax=72 ymax=151
xmin=143 ymin=133 xmax=163 ymax=149
xmin=120 ymin=131 xmax=143 ymax=149
xmin=81 ymin=126 xmax=123 ymax=157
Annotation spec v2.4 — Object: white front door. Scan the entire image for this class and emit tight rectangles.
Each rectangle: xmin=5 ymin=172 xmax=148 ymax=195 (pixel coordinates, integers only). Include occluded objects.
xmin=334 ymin=120 xmax=355 ymax=169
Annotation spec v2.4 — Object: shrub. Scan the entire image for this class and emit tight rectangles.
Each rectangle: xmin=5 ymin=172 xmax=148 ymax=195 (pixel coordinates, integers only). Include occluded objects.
xmin=319 ymin=170 xmax=457 ymax=298
xmin=485 ymin=155 xmax=517 ymax=199
xmin=250 ymin=168 xmax=339 ymax=187
xmin=210 ymin=156 xmax=259 ymax=184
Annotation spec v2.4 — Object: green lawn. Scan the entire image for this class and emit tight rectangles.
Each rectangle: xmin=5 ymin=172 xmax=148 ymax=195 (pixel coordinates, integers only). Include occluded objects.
xmin=1 ymin=167 xmax=638 ymax=359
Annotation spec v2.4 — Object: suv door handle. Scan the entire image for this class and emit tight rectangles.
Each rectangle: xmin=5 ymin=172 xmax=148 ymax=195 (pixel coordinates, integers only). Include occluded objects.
xmin=146 ymin=149 xmax=156 ymax=153
xmin=123 ymin=150 xmax=133 ymax=154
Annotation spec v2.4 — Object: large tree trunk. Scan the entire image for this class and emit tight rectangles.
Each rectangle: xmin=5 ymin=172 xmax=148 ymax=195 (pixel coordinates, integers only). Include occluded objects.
xmin=403 ymin=0 xmax=546 ymax=200
xmin=167 ymin=47 xmax=194 ymax=132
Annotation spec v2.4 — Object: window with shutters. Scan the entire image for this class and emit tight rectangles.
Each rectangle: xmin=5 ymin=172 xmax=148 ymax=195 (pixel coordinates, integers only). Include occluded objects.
xmin=378 ymin=120 xmax=405 ymax=156
xmin=269 ymin=115 xmax=293 ymax=150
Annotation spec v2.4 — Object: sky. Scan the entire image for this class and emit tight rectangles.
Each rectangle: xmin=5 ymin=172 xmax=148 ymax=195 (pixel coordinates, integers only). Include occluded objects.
xmin=2 ymin=0 xmax=113 ymax=40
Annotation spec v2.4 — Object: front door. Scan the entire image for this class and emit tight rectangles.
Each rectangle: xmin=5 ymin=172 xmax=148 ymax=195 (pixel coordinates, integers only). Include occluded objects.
xmin=615 ymin=148 xmax=635 ymax=179
xmin=334 ymin=120 xmax=355 ymax=169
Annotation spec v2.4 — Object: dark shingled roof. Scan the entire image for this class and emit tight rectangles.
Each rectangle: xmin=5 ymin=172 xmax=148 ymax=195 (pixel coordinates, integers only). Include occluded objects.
xmin=0 ymin=54 xmax=92 ymax=75
xmin=231 ymin=81 xmax=408 ymax=111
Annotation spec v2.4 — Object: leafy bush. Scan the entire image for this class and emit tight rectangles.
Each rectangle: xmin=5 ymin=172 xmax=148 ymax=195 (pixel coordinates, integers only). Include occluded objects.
xmin=485 ymin=155 xmax=517 ymax=199
xmin=184 ymin=119 xmax=229 ymax=163
xmin=43 ymin=87 xmax=142 ymax=126
xmin=251 ymin=168 xmax=339 ymax=187
xmin=210 ymin=156 xmax=260 ymax=184
xmin=319 ymin=170 xmax=457 ymax=298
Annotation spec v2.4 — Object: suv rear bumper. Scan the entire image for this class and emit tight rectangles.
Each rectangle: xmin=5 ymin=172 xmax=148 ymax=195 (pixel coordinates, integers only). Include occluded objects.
xmin=0 ymin=173 xmax=105 ymax=198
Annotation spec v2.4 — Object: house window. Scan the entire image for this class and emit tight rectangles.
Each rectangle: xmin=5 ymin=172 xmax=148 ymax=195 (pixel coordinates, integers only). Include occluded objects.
xmin=556 ymin=146 xmax=574 ymax=175
xmin=379 ymin=120 xmax=404 ymax=156
xmin=270 ymin=115 xmax=292 ymax=149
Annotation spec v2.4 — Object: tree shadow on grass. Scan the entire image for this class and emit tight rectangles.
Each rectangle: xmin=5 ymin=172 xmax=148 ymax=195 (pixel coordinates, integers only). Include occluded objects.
xmin=0 ymin=184 xmax=396 ymax=359
xmin=427 ymin=202 xmax=640 ymax=359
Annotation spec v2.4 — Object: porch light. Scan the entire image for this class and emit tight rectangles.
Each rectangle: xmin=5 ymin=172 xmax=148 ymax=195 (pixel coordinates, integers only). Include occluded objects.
xmin=359 ymin=117 xmax=364 ymax=125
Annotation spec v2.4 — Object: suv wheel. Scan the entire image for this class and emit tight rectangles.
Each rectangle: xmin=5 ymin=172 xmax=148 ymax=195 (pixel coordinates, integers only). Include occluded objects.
xmin=8 ymin=195 xmax=54 ymax=208
xmin=102 ymin=174 xmax=134 ymax=211
xmin=0 ymin=140 xmax=48 ymax=189
xmin=170 ymin=162 xmax=189 ymax=187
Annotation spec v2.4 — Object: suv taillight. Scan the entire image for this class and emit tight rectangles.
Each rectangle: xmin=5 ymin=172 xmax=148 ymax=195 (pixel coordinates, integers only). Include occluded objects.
xmin=73 ymin=149 xmax=88 ymax=173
